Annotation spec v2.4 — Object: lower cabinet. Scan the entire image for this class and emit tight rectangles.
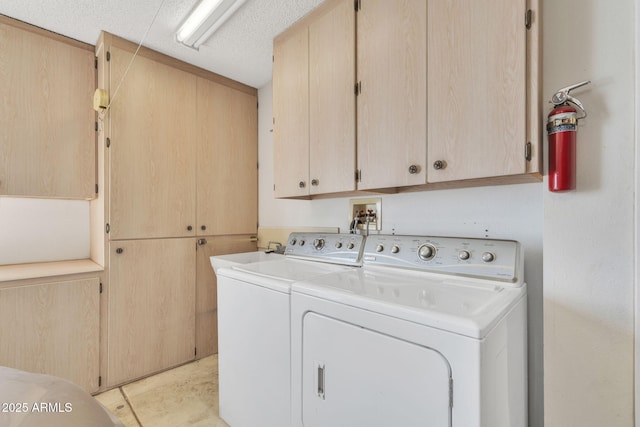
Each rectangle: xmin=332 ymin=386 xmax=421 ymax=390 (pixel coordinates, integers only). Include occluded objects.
xmin=107 ymin=238 xmax=196 ymax=386
xmin=107 ymin=235 xmax=256 ymax=386
xmin=195 ymin=235 xmax=257 ymax=359
xmin=0 ymin=277 xmax=100 ymax=392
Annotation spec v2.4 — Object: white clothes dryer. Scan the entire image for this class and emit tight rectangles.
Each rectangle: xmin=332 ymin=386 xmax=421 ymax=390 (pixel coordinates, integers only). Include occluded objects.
xmin=213 ymin=232 xmax=365 ymax=427
xmin=290 ymin=235 xmax=527 ymax=427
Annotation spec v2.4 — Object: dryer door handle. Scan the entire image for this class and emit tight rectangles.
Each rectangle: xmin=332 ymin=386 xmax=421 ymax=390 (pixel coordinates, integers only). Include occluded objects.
xmin=317 ymin=363 xmax=325 ymax=400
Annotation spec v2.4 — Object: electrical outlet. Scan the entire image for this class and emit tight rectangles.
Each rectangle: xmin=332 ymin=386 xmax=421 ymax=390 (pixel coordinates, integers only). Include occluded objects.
xmin=349 ymin=198 xmax=382 ymax=232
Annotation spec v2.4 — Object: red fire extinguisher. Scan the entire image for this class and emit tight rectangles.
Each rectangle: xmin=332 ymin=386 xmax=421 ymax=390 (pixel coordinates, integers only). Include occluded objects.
xmin=547 ymin=80 xmax=590 ymax=192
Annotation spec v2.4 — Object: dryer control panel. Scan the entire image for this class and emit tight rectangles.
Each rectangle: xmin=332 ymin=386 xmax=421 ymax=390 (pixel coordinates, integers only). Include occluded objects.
xmin=285 ymin=233 xmax=365 ymax=266
xmin=362 ymin=235 xmax=522 ymax=285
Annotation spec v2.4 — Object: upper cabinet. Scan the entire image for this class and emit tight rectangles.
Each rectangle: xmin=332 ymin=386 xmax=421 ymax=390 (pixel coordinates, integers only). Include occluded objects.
xmin=101 ymin=34 xmax=258 ymax=240
xmin=272 ymin=0 xmax=540 ymax=198
xmin=196 ymin=77 xmax=258 ymax=235
xmin=273 ymin=0 xmax=356 ymax=198
xmin=356 ymin=0 xmax=427 ymax=190
xmin=108 ymin=46 xmax=197 ymax=239
xmin=427 ymin=0 xmax=529 ymax=182
xmin=0 ymin=17 xmax=95 ymax=199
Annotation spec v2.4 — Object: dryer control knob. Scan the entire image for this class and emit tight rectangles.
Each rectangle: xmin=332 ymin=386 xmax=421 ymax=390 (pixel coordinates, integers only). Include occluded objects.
xmin=335 ymin=242 xmax=343 ymax=249
xmin=313 ymin=239 xmax=325 ymax=250
xmin=458 ymin=250 xmax=470 ymax=260
xmin=347 ymin=242 xmax=355 ymax=250
xmin=482 ymin=252 xmax=495 ymax=263
xmin=391 ymin=245 xmax=400 ymax=254
xmin=289 ymin=238 xmax=297 ymax=246
xmin=376 ymin=244 xmax=384 ymax=252
xmin=299 ymin=240 xmax=305 ymax=246
xmin=418 ymin=244 xmax=436 ymax=261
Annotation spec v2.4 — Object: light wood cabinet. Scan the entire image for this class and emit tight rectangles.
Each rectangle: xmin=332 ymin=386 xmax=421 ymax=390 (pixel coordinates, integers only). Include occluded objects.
xmin=0 ymin=17 xmax=95 ymax=199
xmin=356 ymin=0 xmax=427 ymax=190
xmin=107 ymin=238 xmax=195 ymax=386
xmin=272 ymin=0 xmax=540 ymax=197
xmin=273 ymin=0 xmax=356 ymax=198
xmin=109 ymin=46 xmax=197 ymax=239
xmin=0 ymin=277 xmax=100 ymax=392
xmin=195 ymin=235 xmax=257 ymax=359
xmin=96 ymin=33 xmax=258 ymax=387
xmin=196 ymin=78 xmax=258 ymax=235
xmin=426 ymin=0 xmax=529 ymax=182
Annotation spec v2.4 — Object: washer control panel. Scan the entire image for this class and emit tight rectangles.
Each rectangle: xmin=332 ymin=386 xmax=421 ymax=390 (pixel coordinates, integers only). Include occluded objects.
xmin=363 ymin=235 xmax=522 ymax=285
xmin=285 ymin=233 xmax=365 ymax=266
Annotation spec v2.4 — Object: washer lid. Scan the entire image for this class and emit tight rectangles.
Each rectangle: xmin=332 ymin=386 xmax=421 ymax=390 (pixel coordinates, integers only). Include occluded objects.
xmin=292 ymin=268 xmax=526 ymax=339
xmin=219 ymin=258 xmax=355 ymax=293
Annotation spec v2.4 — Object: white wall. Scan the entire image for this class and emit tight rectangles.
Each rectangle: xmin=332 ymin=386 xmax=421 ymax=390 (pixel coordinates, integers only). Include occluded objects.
xmin=543 ymin=1 xmax=635 ymax=426
xmin=0 ymin=198 xmax=90 ymax=265
xmin=258 ymin=82 xmax=545 ymax=426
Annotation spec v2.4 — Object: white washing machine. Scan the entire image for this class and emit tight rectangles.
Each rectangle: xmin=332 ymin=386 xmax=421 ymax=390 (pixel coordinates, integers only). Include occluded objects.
xmin=213 ymin=232 xmax=365 ymax=427
xmin=290 ymin=235 xmax=527 ymax=427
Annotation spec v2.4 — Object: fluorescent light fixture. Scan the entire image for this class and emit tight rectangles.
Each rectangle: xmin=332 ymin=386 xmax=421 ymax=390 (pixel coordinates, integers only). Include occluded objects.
xmin=176 ymin=0 xmax=247 ymax=49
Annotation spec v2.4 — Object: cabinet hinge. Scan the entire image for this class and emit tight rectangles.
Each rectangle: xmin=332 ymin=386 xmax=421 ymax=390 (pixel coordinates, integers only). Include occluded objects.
xmin=194 ymin=347 xmax=197 ymax=357
xmin=99 ymin=283 xmax=103 ymax=294
xmin=449 ymin=378 xmax=453 ymax=408
xmin=355 ymin=169 xmax=362 ymax=182
xmin=105 ymin=223 xmax=110 ymax=234
xmin=354 ymin=81 xmax=361 ymax=95
xmin=95 ymin=57 xmax=98 ymax=69
xmin=95 ymin=121 xmax=98 ymax=132
xmin=257 ymin=101 xmax=259 ymax=109
xmin=98 ymin=376 xmax=102 ymax=387
xmin=525 ymin=142 xmax=532 ymax=161
xmin=106 ymin=51 xmax=111 ymax=61
xmin=95 ymin=184 xmax=99 ymax=194
xmin=354 ymin=0 xmax=361 ymax=12
xmin=106 ymin=137 xmax=111 ymax=148
xmin=525 ymin=9 xmax=532 ymax=29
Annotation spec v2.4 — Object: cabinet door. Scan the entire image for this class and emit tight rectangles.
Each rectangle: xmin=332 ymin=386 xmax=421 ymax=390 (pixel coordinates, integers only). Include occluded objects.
xmin=108 ymin=238 xmax=195 ymax=386
xmin=109 ymin=46 xmax=197 ymax=239
xmin=195 ymin=235 xmax=257 ymax=359
xmin=356 ymin=0 xmax=427 ymax=190
xmin=0 ymin=19 xmax=95 ymax=199
xmin=196 ymin=78 xmax=257 ymax=235
xmin=0 ymin=278 xmax=100 ymax=392
xmin=427 ymin=0 xmax=526 ymax=182
xmin=309 ymin=0 xmax=356 ymax=195
xmin=273 ymin=25 xmax=310 ymax=198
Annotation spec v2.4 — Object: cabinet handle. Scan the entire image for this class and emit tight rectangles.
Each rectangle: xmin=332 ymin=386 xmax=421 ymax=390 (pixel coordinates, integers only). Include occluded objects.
xmin=433 ymin=160 xmax=447 ymax=170
xmin=408 ymin=165 xmax=420 ymax=174
xmin=299 ymin=181 xmax=306 ymax=188
xmin=116 ymin=248 xmax=124 ymax=254
xmin=187 ymin=225 xmax=193 ymax=231
xmin=197 ymin=238 xmax=207 ymax=246
xmin=201 ymin=225 xmax=207 ymax=231
xmin=311 ymin=179 xmax=319 ymax=186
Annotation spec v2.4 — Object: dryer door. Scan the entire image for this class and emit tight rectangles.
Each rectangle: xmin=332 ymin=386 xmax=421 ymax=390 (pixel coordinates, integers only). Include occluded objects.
xmin=302 ymin=312 xmax=452 ymax=427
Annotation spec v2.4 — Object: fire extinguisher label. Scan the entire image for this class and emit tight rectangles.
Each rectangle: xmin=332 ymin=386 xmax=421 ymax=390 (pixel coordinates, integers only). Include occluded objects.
xmin=547 ymin=123 xmax=576 ymax=135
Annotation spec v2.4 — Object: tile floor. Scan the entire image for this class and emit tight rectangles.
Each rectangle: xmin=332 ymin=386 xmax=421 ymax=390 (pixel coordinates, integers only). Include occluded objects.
xmin=95 ymin=355 xmax=229 ymax=427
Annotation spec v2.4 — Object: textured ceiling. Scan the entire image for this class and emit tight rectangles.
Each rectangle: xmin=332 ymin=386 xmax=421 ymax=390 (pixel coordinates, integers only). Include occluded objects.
xmin=0 ymin=0 xmax=325 ymax=88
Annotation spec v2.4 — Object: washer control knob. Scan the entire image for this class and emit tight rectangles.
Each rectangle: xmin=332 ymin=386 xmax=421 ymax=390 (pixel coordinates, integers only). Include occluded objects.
xmin=418 ymin=244 xmax=436 ymax=261
xmin=458 ymin=250 xmax=470 ymax=260
xmin=391 ymin=245 xmax=400 ymax=254
xmin=289 ymin=238 xmax=297 ymax=246
xmin=335 ymin=242 xmax=343 ymax=249
xmin=376 ymin=244 xmax=384 ymax=252
xmin=299 ymin=239 xmax=305 ymax=246
xmin=313 ymin=239 xmax=325 ymax=250
xmin=347 ymin=242 xmax=355 ymax=250
xmin=482 ymin=252 xmax=495 ymax=263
